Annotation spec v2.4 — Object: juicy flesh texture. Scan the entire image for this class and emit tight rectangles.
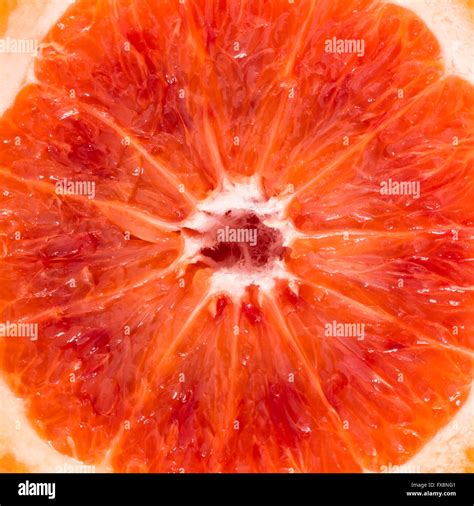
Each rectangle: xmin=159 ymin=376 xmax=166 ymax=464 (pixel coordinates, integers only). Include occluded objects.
xmin=0 ymin=0 xmax=473 ymax=472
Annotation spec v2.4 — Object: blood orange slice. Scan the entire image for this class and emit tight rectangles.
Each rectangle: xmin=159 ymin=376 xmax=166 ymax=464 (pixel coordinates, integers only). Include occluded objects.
xmin=0 ymin=0 xmax=473 ymax=473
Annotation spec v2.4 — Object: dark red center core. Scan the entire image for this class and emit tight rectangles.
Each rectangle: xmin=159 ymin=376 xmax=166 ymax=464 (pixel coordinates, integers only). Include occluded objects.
xmin=200 ymin=211 xmax=285 ymax=268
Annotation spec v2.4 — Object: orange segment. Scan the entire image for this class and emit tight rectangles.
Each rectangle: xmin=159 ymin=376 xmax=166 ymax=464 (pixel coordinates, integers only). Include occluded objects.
xmin=286 ymin=232 xmax=474 ymax=352
xmin=273 ymin=277 xmax=472 ymax=470
xmin=286 ymin=76 xmax=474 ymax=233
xmin=0 ymin=85 xmax=195 ymax=222
xmin=113 ymin=285 xmax=234 ymax=472
xmin=259 ymin=1 xmax=445 ymax=198
xmin=35 ymin=0 xmax=224 ymax=197
xmin=1 ymin=264 xmax=213 ymax=464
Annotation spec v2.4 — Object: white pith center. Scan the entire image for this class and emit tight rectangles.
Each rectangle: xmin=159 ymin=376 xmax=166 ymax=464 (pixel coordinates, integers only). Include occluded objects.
xmin=181 ymin=176 xmax=299 ymax=300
